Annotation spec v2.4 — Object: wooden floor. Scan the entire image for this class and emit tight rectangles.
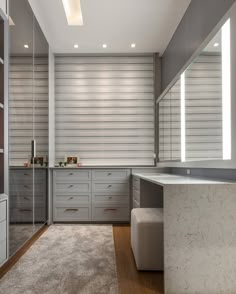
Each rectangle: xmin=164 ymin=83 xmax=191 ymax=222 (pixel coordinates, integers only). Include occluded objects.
xmin=0 ymin=224 xmax=164 ymax=294
xmin=113 ymin=225 xmax=164 ymax=294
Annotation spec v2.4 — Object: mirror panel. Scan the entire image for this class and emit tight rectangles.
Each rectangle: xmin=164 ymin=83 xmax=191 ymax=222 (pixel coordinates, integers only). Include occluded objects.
xmin=158 ymin=19 xmax=230 ymax=163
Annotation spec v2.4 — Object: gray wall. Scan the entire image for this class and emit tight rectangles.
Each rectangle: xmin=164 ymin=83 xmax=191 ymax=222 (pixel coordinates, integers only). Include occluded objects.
xmin=161 ymin=0 xmax=236 ymax=92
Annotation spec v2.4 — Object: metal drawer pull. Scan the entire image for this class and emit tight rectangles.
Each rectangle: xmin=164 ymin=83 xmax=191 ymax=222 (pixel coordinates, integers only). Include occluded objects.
xmin=24 ymin=197 xmax=30 ymax=200
xmin=107 ymin=173 xmax=112 ymax=176
xmin=108 ymin=185 xmax=112 ymax=188
xmin=69 ymin=173 xmax=74 ymax=176
xmin=104 ymin=208 xmax=117 ymax=211
xmin=68 ymin=185 xmax=74 ymax=188
xmin=109 ymin=196 xmax=112 ymax=200
xmin=68 ymin=196 xmax=74 ymax=200
xmin=19 ymin=209 xmax=32 ymax=212
xmin=65 ymin=208 xmax=79 ymax=212
xmin=24 ymin=185 xmax=29 ymax=188
xmin=24 ymin=173 xmax=29 ymax=176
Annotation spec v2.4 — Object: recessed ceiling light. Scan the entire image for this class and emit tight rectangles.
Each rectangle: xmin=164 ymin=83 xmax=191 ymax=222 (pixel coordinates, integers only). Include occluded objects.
xmin=214 ymin=42 xmax=220 ymax=47
xmin=74 ymin=44 xmax=79 ymax=48
xmin=131 ymin=43 xmax=136 ymax=48
xmin=62 ymin=0 xmax=83 ymax=26
xmin=102 ymin=44 xmax=107 ymax=49
xmin=24 ymin=44 xmax=29 ymax=49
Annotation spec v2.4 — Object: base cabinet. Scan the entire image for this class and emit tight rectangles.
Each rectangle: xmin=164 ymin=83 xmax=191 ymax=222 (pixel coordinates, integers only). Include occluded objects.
xmin=53 ymin=169 xmax=130 ymax=222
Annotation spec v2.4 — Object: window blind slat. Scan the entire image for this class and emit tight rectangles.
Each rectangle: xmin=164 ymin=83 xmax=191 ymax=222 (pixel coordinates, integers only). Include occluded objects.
xmin=55 ymin=55 xmax=155 ymax=166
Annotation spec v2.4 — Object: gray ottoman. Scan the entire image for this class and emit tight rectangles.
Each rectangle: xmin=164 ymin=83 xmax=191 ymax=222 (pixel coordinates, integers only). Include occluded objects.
xmin=131 ymin=208 xmax=164 ymax=270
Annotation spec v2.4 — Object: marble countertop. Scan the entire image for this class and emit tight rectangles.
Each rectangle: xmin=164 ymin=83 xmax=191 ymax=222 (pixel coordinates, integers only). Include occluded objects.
xmin=0 ymin=193 xmax=8 ymax=201
xmin=132 ymin=173 xmax=235 ymax=186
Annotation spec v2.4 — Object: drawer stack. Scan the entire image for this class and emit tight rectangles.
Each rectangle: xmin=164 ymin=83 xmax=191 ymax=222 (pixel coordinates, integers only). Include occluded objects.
xmin=10 ymin=169 xmax=47 ymax=223
xmin=132 ymin=175 xmax=140 ymax=208
xmin=53 ymin=169 xmax=91 ymax=221
xmin=0 ymin=198 xmax=7 ymax=265
xmin=92 ymin=169 xmax=130 ymax=221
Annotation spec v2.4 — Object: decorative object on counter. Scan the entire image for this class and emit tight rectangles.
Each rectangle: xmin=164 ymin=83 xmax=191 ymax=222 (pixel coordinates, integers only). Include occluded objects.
xmin=23 ymin=162 xmax=29 ymax=167
xmin=77 ymin=162 xmax=82 ymax=167
xmin=31 ymin=156 xmax=44 ymax=167
xmin=65 ymin=155 xmax=79 ymax=167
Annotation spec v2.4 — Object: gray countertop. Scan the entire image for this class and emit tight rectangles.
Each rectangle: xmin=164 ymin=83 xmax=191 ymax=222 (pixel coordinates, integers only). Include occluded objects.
xmin=132 ymin=173 xmax=234 ymax=186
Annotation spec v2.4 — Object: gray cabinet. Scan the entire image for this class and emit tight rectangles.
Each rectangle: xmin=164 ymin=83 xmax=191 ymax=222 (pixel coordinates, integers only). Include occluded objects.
xmin=9 ymin=169 xmax=47 ymax=223
xmin=0 ymin=195 xmax=7 ymax=266
xmin=92 ymin=169 xmax=130 ymax=221
xmin=53 ymin=169 xmax=91 ymax=222
xmin=53 ymin=169 xmax=130 ymax=222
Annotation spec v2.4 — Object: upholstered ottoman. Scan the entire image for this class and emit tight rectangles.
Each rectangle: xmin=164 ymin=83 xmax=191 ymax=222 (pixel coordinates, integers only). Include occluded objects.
xmin=131 ymin=208 xmax=164 ymax=270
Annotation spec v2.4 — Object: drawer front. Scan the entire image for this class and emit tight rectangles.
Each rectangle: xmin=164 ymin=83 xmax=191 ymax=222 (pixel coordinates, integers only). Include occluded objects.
xmin=54 ymin=194 xmax=90 ymax=204
xmin=93 ymin=182 xmax=129 ymax=194
xmin=10 ymin=183 xmax=46 ymax=195
xmin=10 ymin=197 xmax=46 ymax=208
xmin=92 ymin=194 xmax=129 ymax=204
xmin=0 ymin=201 xmax=6 ymax=222
xmin=92 ymin=170 xmax=130 ymax=181
xmin=10 ymin=170 xmax=45 ymax=184
xmin=55 ymin=183 xmax=91 ymax=194
xmin=54 ymin=170 xmax=91 ymax=182
xmin=92 ymin=205 xmax=129 ymax=221
xmin=54 ymin=206 xmax=90 ymax=221
xmin=0 ymin=221 xmax=6 ymax=242
xmin=0 ymin=240 xmax=6 ymax=265
xmin=132 ymin=199 xmax=140 ymax=208
xmin=10 ymin=208 xmax=45 ymax=223
xmin=132 ymin=176 xmax=140 ymax=191
xmin=133 ymin=189 xmax=140 ymax=203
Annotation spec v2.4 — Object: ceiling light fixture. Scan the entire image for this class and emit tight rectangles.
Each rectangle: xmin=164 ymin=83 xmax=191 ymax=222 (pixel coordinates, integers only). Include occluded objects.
xmin=214 ymin=42 xmax=219 ymax=47
xmin=74 ymin=44 xmax=79 ymax=48
xmin=102 ymin=44 xmax=107 ymax=49
xmin=62 ymin=0 xmax=83 ymax=26
xmin=24 ymin=44 xmax=29 ymax=49
xmin=131 ymin=43 xmax=136 ymax=48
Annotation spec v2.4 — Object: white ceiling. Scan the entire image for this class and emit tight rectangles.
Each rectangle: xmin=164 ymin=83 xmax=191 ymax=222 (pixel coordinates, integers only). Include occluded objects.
xmin=28 ymin=0 xmax=191 ymax=55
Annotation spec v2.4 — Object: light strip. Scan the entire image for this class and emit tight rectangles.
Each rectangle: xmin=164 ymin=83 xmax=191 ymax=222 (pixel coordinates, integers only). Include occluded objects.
xmin=181 ymin=72 xmax=186 ymax=162
xmin=222 ymin=19 xmax=231 ymax=160
xmin=62 ymin=0 xmax=83 ymax=26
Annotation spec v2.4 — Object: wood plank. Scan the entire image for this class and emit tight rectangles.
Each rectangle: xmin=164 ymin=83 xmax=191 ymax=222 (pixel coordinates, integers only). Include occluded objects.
xmin=113 ymin=225 xmax=164 ymax=294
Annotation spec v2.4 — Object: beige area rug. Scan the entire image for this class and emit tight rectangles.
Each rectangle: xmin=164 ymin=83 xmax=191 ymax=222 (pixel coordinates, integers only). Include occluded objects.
xmin=0 ymin=225 xmax=119 ymax=294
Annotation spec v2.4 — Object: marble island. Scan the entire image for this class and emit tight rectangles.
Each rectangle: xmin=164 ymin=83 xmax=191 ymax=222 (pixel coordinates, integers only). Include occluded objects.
xmin=132 ymin=173 xmax=236 ymax=294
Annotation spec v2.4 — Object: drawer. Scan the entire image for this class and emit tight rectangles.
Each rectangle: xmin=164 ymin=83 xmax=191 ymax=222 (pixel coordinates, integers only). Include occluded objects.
xmin=55 ymin=183 xmax=91 ymax=194
xmin=54 ymin=194 xmax=90 ymax=204
xmin=92 ymin=194 xmax=129 ymax=204
xmin=92 ymin=204 xmax=129 ymax=221
xmin=10 ymin=170 xmax=45 ymax=184
xmin=92 ymin=182 xmax=129 ymax=194
xmin=132 ymin=199 xmax=140 ymax=208
xmin=10 ymin=208 xmax=45 ymax=223
xmin=133 ymin=189 xmax=140 ymax=203
xmin=54 ymin=206 xmax=90 ymax=221
xmin=54 ymin=170 xmax=91 ymax=182
xmin=92 ymin=170 xmax=130 ymax=181
xmin=132 ymin=176 xmax=140 ymax=191
xmin=10 ymin=196 xmax=46 ymax=208
xmin=0 ymin=239 xmax=6 ymax=265
xmin=0 ymin=220 xmax=6 ymax=242
xmin=10 ymin=183 xmax=46 ymax=195
xmin=0 ymin=201 xmax=6 ymax=222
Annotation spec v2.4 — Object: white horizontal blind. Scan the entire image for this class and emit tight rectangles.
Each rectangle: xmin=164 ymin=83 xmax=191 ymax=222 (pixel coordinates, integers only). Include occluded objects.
xmin=9 ymin=56 xmax=48 ymax=166
xmin=55 ymin=55 xmax=155 ymax=166
xmin=159 ymin=80 xmax=181 ymax=161
xmin=185 ymin=53 xmax=222 ymax=160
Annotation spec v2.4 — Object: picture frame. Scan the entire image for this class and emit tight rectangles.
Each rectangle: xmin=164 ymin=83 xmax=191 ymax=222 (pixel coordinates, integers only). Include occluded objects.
xmin=31 ymin=156 xmax=44 ymax=167
xmin=64 ymin=155 xmax=79 ymax=167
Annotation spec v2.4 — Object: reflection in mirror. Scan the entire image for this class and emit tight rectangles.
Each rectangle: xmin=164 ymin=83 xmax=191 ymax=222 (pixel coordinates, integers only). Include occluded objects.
xmin=184 ymin=30 xmax=223 ymax=161
xmin=158 ymin=18 xmax=231 ymax=163
xmin=159 ymin=79 xmax=181 ymax=161
xmin=8 ymin=0 xmax=48 ymax=257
